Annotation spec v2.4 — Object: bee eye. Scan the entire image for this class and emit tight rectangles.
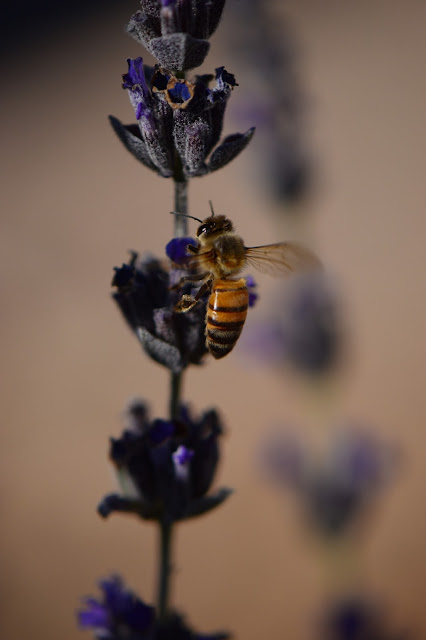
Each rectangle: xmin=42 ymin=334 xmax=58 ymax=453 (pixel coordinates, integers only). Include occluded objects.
xmin=198 ymin=223 xmax=213 ymax=235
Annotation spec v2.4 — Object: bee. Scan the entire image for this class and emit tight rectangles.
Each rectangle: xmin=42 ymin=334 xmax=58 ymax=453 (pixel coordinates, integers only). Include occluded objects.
xmin=172 ymin=206 xmax=321 ymax=359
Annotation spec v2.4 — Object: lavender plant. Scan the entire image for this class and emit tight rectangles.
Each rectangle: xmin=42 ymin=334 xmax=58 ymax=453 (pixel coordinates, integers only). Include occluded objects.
xmin=77 ymin=1 xmax=254 ymax=638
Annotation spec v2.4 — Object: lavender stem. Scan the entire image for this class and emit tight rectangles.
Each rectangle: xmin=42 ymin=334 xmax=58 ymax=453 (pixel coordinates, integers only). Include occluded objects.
xmin=170 ymin=370 xmax=183 ymax=421
xmin=174 ymin=178 xmax=189 ymax=237
xmin=170 ymin=176 xmax=188 ymax=419
xmin=157 ymin=519 xmax=173 ymax=622
xmin=158 ymin=176 xmax=189 ymax=622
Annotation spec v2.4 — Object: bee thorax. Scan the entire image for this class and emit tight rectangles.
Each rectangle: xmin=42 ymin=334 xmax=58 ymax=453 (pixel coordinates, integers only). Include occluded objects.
xmin=213 ymin=234 xmax=246 ymax=277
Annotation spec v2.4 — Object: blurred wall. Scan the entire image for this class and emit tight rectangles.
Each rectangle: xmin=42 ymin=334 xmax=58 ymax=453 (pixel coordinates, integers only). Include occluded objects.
xmin=1 ymin=1 xmax=425 ymax=639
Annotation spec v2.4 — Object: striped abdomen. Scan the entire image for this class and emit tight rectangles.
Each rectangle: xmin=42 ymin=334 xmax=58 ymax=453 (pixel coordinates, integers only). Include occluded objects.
xmin=206 ymin=278 xmax=249 ymax=359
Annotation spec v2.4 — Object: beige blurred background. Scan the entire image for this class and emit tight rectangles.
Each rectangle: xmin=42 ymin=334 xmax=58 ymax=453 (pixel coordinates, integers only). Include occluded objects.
xmin=1 ymin=1 xmax=426 ymax=639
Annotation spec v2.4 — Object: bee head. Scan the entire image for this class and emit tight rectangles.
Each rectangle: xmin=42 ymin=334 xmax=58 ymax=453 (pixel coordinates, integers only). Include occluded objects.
xmin=196 ymin=215 xmax=234 ymax=238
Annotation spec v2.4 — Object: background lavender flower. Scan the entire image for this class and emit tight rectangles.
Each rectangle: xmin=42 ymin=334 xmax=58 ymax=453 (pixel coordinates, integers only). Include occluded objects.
xmin=243 ymin=272 xmax=341 ymax=376
xmin=279 ymin=272 xmax=340 ymax=374
xmin=245 ymin=275 xmax=258 ymax=308
xmin=319 ymin=596 xmax=411 ymax=640
xmin=263 ymin=428 xmax=398 ymax=537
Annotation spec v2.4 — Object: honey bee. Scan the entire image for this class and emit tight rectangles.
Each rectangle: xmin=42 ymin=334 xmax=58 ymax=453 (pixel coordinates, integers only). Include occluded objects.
xmin=172 ymin=206 xmax=320 ymax=359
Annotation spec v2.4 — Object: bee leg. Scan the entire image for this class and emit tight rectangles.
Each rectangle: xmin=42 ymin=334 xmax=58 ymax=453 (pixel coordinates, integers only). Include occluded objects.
xmin=174 ymin=294 xmax=198 ymax=312
xmin=175 ymin=278 xmax=213 ymax=313
xmin=169 ymin=271 xmax=209 ymax=292
xmin=187 ymin=245 xmax=199 ymax=254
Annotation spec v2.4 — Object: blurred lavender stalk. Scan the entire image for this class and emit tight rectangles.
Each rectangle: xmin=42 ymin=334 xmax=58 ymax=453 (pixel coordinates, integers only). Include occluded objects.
xmin=224 ymin=0 xmax=312 ymax=207
xmin=255 ymin=273 xmax=412 ymax=638
xmin=262 ymin=425 xmax=409 ymax=639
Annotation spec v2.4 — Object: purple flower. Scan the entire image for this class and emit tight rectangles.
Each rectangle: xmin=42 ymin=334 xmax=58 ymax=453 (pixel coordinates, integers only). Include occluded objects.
xmin=122 ymin=57 xmax=153 ymax=123
xmin=173 ymin=445 xmax=195 ymax=481
xmin=78 ymin=578 xmax=229 ymax=640
xmin=320 ymin=596 xmax=411 ymax=640
xmin=281 ymin=273 xmax=340 ymax=374
xmin=166 ymin=78 xmax=193 ymax=106
xmin=77 ymin=576 xmax=155 ymax=639
xmin=207 ymin=67 xmax=238 ymax=104
xmin=126 ymin=0 xmax=227 ymax=72
xmin=111 ymin=59 xmax=254 ymax=178
xmin=244 ymin=272 xmax=340 ymax=375
xmin=165 ymin=236 xmax=196 ymax=265
xmin=98 ymin=400 xmax=232 ymax=523
xmin=245 ymin=275 xmax=258 ymax=307
xmin=263 ymin=428 xmax=398 ymax=537
xmin=112 ymin=248 xmax=207 ymax=372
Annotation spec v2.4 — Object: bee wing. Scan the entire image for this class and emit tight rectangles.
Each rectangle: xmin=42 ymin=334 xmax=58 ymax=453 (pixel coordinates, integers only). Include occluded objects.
xmin=245 ymin=243 xmax=321 ymax=276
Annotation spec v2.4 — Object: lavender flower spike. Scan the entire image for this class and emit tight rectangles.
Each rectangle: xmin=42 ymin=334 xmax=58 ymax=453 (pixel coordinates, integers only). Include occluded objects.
xmin=122 ymin=57 xmax=174 ymax=177
xmin=112 ymin=62 xmax=254 ymax=179
xmin=77 ymin=575 xmax=155 ymax=638
xmin=98 ymin=400 xmax=232 ymax=523
xmin=127 ymin=0 xmax=227 ymax=71
xmin=78 ymin=576 xmax=230 ymax=639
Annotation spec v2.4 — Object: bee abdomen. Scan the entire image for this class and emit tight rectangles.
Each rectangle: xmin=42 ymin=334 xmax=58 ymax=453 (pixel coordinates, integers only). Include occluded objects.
xmin=206 ymin=278 xmax=249 ymax=359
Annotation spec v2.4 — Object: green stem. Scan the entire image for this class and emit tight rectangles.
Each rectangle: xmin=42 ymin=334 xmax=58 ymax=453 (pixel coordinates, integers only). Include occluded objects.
xmin=169 ymin=370 xmax=183 ymax=421
xmin=157 ymin=519 xmax=173 ymax=622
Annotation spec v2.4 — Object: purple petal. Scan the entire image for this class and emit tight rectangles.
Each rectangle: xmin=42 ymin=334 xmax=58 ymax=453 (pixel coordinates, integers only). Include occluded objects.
xmin=173 ymin=445 xmax=194 ymax=480
xmin=149 ymin=419 xmax=175 ymax=444
xmin=215 ymin=66 xmax=238 ymax=87
xmin=77 ymin=598 xmax=110 ymax=630
xmin=174 ymin=445 xmax=194 ymax=466
xmin=165 ymin=237 xmax=196 ymax=264
xmin=122 ymin=57 xmax=147 ymax=89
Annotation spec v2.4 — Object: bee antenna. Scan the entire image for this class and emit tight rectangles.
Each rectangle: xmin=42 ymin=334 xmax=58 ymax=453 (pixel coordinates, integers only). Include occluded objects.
xmin=208 ymin=200 xmax=215 ymax=217
xmin=170 ymin=211 xmax=203 ymax=223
